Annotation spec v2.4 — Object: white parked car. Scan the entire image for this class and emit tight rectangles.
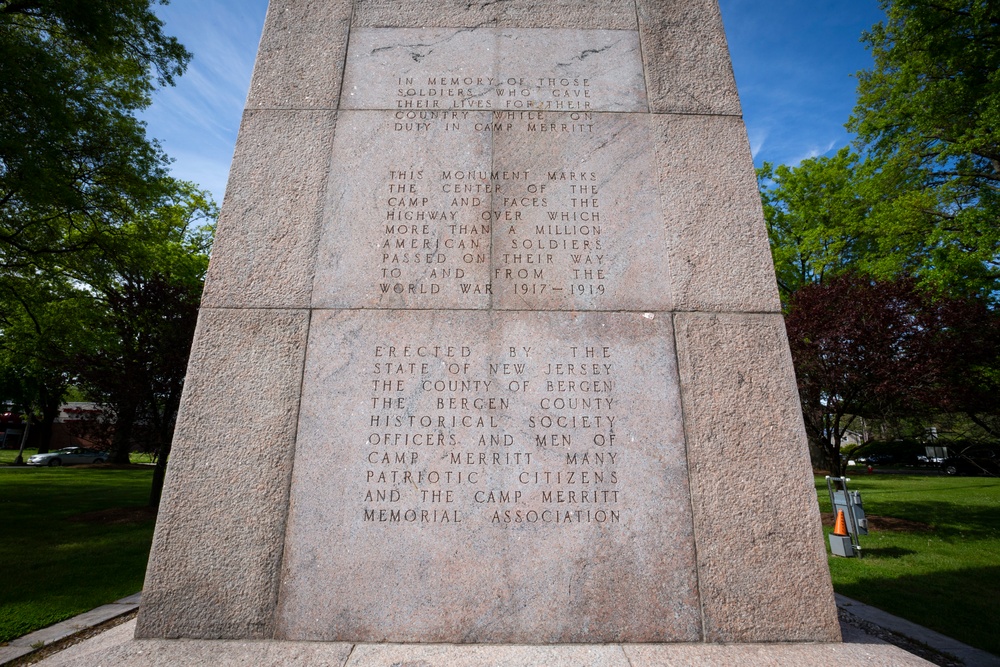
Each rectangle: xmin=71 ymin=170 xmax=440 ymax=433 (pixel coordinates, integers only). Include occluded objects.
xmin=27 ymin=447 xmax=109 ymax=467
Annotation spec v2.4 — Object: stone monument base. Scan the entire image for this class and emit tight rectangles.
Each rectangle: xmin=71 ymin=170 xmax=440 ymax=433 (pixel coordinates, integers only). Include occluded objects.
xmin=36 ymin=620 xmax=932 ymax=667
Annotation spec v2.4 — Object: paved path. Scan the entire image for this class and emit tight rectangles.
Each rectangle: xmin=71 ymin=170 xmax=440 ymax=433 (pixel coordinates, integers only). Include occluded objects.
xmin=836 ymin=594 xmax=1000 ymax=667
xmin=0 ymin=595 xmax=140 ymax=665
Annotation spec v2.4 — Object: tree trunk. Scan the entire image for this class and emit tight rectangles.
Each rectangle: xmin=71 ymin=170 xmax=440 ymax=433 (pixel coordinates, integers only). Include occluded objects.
xmin=829 ymin=428 xmax=844 ymax=477
xmin=149 ymin=382 xmax=183 ymax=508
xmin=110 ymin=399 xmax=138 ymax=464
xmin=149 ymin=435 xmax=171 ymax=509
xmin=36 ymin=393 xmax=61 ymax=453
xmin=967 ymin=412 xmax=999 ymax=439
xmin=12 ymin=418 xmax=31 ymax=465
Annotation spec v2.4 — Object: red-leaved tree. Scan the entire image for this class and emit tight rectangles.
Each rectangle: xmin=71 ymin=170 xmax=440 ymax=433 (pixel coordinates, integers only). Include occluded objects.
xmin=915 ymin=297 xmax=1000 ymax=440
xmin=785 ymin=276 xmax=936 ymax=474
xmin=787 ymin=275 xmax=1000 ymax=474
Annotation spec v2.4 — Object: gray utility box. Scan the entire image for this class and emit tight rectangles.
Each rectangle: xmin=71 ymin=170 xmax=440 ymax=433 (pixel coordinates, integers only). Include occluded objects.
xmin=826 ymin=476 xmax=865 ymax=558
xmin=829 ymin=534 xmax=855 ymax=558
xmin=832 ymin=490 xmax=868 ymax=536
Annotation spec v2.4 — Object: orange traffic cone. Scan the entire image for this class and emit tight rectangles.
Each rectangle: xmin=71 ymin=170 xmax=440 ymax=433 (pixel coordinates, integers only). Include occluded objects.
xmin=833 ymin=509 xmax=849 ymax=537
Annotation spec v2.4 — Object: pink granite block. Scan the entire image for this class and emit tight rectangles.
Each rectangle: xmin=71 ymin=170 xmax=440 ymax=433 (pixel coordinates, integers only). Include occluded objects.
xmin=673 ymin=312 xmax=840 ymax=642
xmin=246 ymin=0 xmax=352 ymax=110
xmin=354 ymin=0 xmax=637 ymax=29
xmin=653 ymin=114 xmax=781 ymax=313
xmin=202 ymin=110 xmax=335 ymax=309
xmin=635 ymin=0 xmax=741 ymax=115
xmin=276 ymin=309 xmax=700 ymax=643
xmin=136 ymin=309 xmax=309 ymax=639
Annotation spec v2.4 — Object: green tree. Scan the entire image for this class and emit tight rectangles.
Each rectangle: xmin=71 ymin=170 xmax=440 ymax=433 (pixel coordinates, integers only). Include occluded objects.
xmin=0 ymin=0 xmax=193 ymax=461
xmin=0 ymin=274 xmax=98 ymax=458
xmin=0 ymin=0 xmax=190 ymax=269
xmin=761 ymin=1 xmax=1000 ymax=465
xmin=849 ymin=0 xmax=1000 ymax=300
xmin=0 ymin=182 xmax=213 ymax=471
xmin=758 ymin=148 xmax=871 ymax=306
xmin=0 ymin=2 xmax=211 ymax=501
xmin=74 ymin=184 xmax=214 ymax=477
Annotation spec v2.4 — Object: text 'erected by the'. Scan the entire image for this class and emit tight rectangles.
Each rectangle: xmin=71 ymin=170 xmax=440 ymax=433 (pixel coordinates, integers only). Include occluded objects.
xmin=364 ymin=342 xmax=624 ymax=526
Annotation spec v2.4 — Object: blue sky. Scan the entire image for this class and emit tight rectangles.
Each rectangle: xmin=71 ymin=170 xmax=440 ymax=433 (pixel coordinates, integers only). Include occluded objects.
xmin=141 ymin=0 xmax=887 ymax=205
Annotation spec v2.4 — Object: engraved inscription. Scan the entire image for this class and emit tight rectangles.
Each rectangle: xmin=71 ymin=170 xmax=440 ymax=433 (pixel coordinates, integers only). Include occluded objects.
xmin=314 ymin=111 xmax=671 ymax=310
xmin=380 ymin=168 xmax=488 ymax=297
xmin=342 ymin=29 xmax=648 ymax=113
xmin=500 ymin=165 xmax=606 ymax=300
xmin=280 ymin=310 xmax=700 ymax=642
xmin=491 ymin=112 xmax=670 ymax=310
xmin=395 ymin=75 xmax=595 ymax=111
xmin=362 ymin=338 xmax=624 ymax=527
xmin=337 ymin=111 xmax=628 ymax=306
xmin=315 ymin=26 xmax=668 ymax=311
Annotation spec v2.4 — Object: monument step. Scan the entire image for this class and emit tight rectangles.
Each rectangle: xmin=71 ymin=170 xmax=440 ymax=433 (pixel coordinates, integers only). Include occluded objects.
xmin=28 ymin=618 xmax=936 ymax=667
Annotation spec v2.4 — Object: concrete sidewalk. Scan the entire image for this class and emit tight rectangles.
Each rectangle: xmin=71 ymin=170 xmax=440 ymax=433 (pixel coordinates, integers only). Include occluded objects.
xmin=0 ymin=594 xmax=140 ymax=666
xmin=836 ymin=594 xmax=1000 ymax=667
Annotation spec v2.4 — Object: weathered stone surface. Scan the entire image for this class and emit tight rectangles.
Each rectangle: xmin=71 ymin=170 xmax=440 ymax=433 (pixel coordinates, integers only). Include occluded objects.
xmin=635 ymin=0 xmax=740 ymax=115
xmin=310 ymin=110 xmax=492 ymax=309
xmin=354 ymin=0 xmax=637 ymax=30
xmin=0 ymin=646 xmax=31 ymax=664
xmin=623 ymin=643 xmax=933 ymax=666
xmin=136 ymin=309 xmax=309 ymax=639
xmin=341 ymin=28 xmax=646 ymax=112
xmin=313 ymin=110 xmax=669 ymax=311
xmin=673 ymin=313 xmax=840 ymax=642
xmin=38 ymin=621 xmax=355 ymax=667
xmin=35 ymin=621 xmax=934 ymax=667
xmin=348 ymin=644 xmax=631 ymax=666
xmin=34 ymin=621 xmax=137 ymax=667
xmin=276 ymin=309 xmax=699 ymax=642
xmin=654 ymin=114 xmax=781 ymax=313
xmin=492 ymin=112 xmax=670 ymax=311
xmin=202 ymin=110 xmax=335 ymax=309
xmin=246 ymin=0 xmax=352 ymax=109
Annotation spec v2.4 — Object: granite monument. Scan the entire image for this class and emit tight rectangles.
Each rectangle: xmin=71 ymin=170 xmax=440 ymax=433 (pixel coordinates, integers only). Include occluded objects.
xmin=135 ymin=0 xmax=855 ymax=653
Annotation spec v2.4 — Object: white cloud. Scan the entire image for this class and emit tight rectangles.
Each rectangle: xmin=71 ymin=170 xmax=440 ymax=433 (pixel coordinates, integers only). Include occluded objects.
xmin=748 ymin=128 xmax=768 ymax=159
xmin=787 ymin=140 xmax=841 ymax=167
xmin=141 ymin=0 xmax=268 ymax=202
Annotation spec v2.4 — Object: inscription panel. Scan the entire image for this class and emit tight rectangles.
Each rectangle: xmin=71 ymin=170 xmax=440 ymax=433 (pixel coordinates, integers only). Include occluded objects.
xmin=312 ymin=111 xmax=671 ymax=310
xmin=277 ymin=309 xmax=700 ymax=643
xmin=492 ymin=112 xmax=670 ymax=310
xmin=312 ymin=110 xmax=493 ymax=309
xmin=342 ymin=28 xmax=647 ymax=112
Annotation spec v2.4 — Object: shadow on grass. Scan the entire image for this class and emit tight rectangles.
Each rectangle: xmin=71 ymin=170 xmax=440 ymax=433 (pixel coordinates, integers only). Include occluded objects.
xmin=0 ymin=468 xmax=156 ymax=642
xmin=836 ymin=565 xmax=1000 ymax=656
xmin=859 ymin=546 xmax=916 ymax=558
xmin=864 ymin=500 xmax=1000 ymax=540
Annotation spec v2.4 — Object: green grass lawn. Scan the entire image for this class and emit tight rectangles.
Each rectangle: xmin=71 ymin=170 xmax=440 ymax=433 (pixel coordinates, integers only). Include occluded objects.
xmin=0 ymin=466 xmax=156 ymax=643
xmin=819 ymin=473 xmax=1000 ymax=655
xmin=0 ymin=447 xmax=35 ymax=465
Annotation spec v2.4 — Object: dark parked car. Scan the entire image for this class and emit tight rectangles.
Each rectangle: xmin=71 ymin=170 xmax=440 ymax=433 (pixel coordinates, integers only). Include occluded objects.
xmin=942 ymin=446 xmax=1000 ymax=476
xmin=856 ymin=453 xmax=896 ymax=466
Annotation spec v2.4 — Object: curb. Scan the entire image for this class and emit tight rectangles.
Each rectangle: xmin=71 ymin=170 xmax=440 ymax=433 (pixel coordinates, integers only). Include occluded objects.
xmin=0 ymin=594 xmax=140 ymax=666
xmin=836 ymin=594 xmax=1000 ymax=667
